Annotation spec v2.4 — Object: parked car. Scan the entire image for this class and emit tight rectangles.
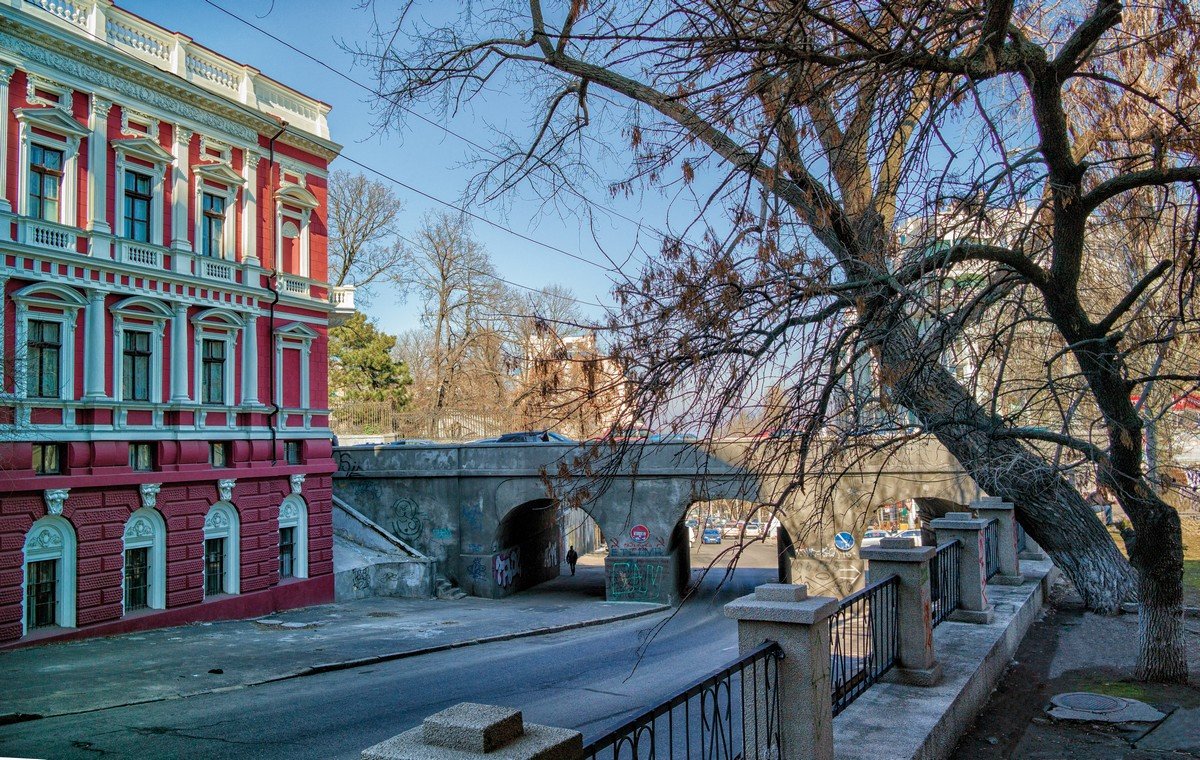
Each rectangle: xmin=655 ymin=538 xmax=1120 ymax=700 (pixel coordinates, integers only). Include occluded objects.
xmin=480 ymin=430 xmax=575 ymax=443
xmin=723 ymin=520 xmax=745 ymax=538
xmin=593 ymin=427 xmax=653 ymax=442
xmin=702 ymin=528 xmax=722 ymax=544
xmin=860 ymin=530 xmax=892 ymax=549
xmin=899 ymin=529 xmax=923 ymax=546
xmin=648 ymin=432 xmax=700 ymax=443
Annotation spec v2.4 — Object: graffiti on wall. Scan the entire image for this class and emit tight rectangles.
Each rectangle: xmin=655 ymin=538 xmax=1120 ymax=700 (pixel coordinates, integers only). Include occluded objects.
xmin=493 ymin=547 xmax=522 ymax=588
xmin=543 ymin=543 xmax=560 ymax=569
xmin=467 ymin=557 xmax=486 ymax=584
xmin=389 ymin=498 xmax=423 ymax=542
xmin=609 ymin=561 xmax=663 ymax=600
xmin=337 ymin=452 xmax=363 ymax=476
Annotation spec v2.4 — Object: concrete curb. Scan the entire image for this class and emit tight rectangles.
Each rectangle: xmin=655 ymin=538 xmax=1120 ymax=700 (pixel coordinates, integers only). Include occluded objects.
xmin=0 ymin=603 xmax=669 ymax=725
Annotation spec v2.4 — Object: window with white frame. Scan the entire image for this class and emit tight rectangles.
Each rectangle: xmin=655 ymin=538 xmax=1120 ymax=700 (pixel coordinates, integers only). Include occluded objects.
xmin=15 ymin=107 xmax=87 ymax=226
xmin=111 ymin=133 xmax=172 ymax=251
xmin=191 ymin=309 xmax=243 ymax=407
xmin=23 ymin=516 xmax=77 ymax=635
xmin=192 ymin=161 xmax=244 ymax=260
xmin=12 ymin=283 xmax=85 ymax=401
xmin=202 ymin=502 xmax=240 ymax=597
xmin=122 ymin=508 xmax=166 ymax=612
xmin=110 ymin=297 xmax=170 ymax=404
xmin=277 ymin=495 xmax=308 ymax=579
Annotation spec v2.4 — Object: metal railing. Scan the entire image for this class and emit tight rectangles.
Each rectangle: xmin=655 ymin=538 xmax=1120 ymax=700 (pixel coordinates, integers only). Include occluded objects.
xmin=930 ymin=540 xmax=961 ymax=627
xmin=581 ymin=641 xmax=784 ymax=759
xmin=983 ymin=519 xmax=1000 ymax=580
xmin=1016 ymin=522 xmax=1028 ymax=554
xmin=830 ymin=574 xmax=899 ymax=717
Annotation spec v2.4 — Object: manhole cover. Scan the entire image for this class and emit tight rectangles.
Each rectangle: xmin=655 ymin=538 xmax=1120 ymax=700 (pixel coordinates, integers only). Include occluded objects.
xmin=1051 ymin=693 xmax=1125 ymax=713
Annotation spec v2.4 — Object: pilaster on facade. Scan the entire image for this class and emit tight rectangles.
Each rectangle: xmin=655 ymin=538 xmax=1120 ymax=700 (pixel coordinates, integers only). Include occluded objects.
xmin=88 ymin=95 xmax=113 ymax=246
xmin=171 ymin=124 xmax=193 ymax=254
xmin=83 ymin=289 xmax=110 ymax=400
xmin=0 ymin=63 xmax=14 ymax=218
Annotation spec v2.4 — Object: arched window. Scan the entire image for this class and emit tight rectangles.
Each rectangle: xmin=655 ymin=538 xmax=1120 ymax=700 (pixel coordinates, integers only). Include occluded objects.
xmin=22 ymin=516 xmax=76 ymax=635
xmin=277 ymin=495 xmax=308 ymax=580
xmin=202 ymin=502 xmax=240 ymax=597
xmin=122 ymin=508 xmax=166 ymax=612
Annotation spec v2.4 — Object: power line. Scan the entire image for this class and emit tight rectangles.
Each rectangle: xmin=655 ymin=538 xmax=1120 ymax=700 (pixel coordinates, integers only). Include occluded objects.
xmin=200 ymin=0 xmax=663 ymax=257
xmin=56 ymin=4 xmax=618 ymax=301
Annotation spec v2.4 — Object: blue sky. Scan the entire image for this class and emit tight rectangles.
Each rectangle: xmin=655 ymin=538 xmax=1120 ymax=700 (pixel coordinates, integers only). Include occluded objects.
xmin=120 ymin=0 xmax=654 ymax=335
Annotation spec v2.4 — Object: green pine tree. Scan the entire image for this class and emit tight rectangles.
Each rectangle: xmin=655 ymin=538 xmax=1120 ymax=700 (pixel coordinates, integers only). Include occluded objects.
xmin=328 ymin=312 xmax=412 ymax=404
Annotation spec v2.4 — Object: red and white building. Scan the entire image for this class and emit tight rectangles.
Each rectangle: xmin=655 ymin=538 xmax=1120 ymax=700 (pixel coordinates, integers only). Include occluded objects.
xmin=0 ymin=0 xmax=351 ymax=646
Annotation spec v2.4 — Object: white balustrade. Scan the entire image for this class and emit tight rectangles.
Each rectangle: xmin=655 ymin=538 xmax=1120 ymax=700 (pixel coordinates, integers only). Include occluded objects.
xmin=331 ymin=285 xmax=356 ymax=310
xmin=115 ymin=239 xmax=165 ymax=269
xmin=279 ymin=275 xmax=310 ymax=296
xmin=19 ymin=218 xmax=78 ymax=252
xmin=200 ymin=258 xmax=235 ymax=282
xmin=24 ymin=0 xmax=89 ymax=27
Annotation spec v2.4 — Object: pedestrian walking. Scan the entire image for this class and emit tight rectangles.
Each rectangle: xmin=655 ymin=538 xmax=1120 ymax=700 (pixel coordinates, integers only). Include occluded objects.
xmin=566 ymin=545 xmax=579 ymax=575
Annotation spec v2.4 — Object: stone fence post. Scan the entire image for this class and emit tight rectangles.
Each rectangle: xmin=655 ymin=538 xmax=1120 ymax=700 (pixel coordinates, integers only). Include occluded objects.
xmin=972 ymin=497 xmax=1023 ymax=585
xmin=859 ymin=537 xmax=942 ymax=686
xmin=930 ymin=513 xmax=995 ymax=624
xmin=361 ymin=703 xmax=581 ymax=760
xmin=725 ymin=583 xmax=838 ymax=760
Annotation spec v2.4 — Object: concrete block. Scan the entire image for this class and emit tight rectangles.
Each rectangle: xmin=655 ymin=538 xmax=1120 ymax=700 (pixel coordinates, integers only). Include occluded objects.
xmin=949 ymin=607 xmax=995 ymax=624
xmin=754 ymin=583 xmax=808 ymax=602
xmin=422 ymin=703 xmax=523 ymax=753
xmin=860 ymin=545 xmax=935 ymax=562
xmin=725 ymin=593 xmax=840 ymax=625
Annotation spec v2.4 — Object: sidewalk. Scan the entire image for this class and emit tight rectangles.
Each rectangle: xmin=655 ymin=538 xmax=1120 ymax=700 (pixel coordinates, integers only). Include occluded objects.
xmin=0 ymin=563 xmax=666 ymax=722
xmin=951 ymin=579 xmax=1200 ymax=759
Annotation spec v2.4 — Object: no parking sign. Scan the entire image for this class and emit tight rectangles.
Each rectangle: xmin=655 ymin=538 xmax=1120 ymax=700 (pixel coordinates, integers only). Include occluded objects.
xmin=630 ymin=524 xmax=650 ymax=544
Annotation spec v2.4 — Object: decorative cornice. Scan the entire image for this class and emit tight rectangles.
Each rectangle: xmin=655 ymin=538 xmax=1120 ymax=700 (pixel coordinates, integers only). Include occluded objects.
xmin=44 ymin=488 xmax=69 ymax=515
xmin=289 ymin=473 xmax=305 ymax=495
xmin=139 ymin=482 xmax=161 ymax=510
xmin=217 ymin=478 xmax=236 ymax=502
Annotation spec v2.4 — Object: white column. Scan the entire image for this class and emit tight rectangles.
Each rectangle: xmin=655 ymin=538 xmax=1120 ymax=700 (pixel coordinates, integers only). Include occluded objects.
xmin=171 ymin=125 xmax=192 ymax=252
xmin=88 ymin=96 xmax=112 ymax=236
xmin=0 ymin=63 xmax=14 ymax=217
xmin=241 ymin=310 xmax=259 ymax=404
xmin=170 ymin=302 xmax=190 ymax=401
xmin=241 ymin=147 xmax=259 ymax=266
xmin=83 ymin=290 xmax=108 ymax=399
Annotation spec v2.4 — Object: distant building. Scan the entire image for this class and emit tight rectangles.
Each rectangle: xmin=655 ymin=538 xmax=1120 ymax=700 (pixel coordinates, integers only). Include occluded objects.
xmin=0 ymin=1 xmax=351 ymax=646
xmin=519 ymin=329 xmax=628 ymax=439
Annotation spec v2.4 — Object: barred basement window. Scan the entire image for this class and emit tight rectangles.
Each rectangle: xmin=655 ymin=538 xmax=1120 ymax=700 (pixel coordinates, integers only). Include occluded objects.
xmin=204 ymin=538 xmax=225 ymax=597
xmin=25 ymin=559 xmax=58 ymax=630
xmin=279 ymin=527 xmax=296 ymax=578
xmin=33 ymin=443 xmax=63 ymax=475
xmin=209 ymin=442 xmax=230 ymax=467
xmin=285 ymin=441 xmax=301 ymax=465
xmin=129 ymin=443 xmax=155 ymax=471
xmin=123 ymin=547 xmax=149 ymax=611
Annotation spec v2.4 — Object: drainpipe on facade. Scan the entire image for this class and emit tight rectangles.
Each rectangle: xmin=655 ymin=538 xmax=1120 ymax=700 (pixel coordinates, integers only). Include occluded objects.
xmin=265 ymin=119 xmax=288 ymax=464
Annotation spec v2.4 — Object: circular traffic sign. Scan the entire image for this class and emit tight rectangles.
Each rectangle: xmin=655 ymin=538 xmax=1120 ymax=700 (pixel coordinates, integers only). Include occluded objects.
xmin=630 ymin=524 xmax=650 ymax=544
xmin=833 ymin=532 xmax=855 ymax=552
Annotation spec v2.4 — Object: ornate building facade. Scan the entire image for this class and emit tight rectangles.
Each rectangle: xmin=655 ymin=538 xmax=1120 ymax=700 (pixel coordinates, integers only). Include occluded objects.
xmin=0 ymin=0 xmax=351 ymax=646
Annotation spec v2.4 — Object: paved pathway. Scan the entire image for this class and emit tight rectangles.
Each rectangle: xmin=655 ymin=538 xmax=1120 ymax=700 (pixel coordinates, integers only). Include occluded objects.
xmin=0 ymin=560 xmax=664 ymax=720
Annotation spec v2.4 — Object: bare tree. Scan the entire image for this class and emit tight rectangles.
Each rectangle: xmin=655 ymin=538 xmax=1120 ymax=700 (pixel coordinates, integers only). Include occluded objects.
xmin=327 ymin=170 xmax=407 ymax=297
xmin=360 ymin=0 xmax=1200 ymax=681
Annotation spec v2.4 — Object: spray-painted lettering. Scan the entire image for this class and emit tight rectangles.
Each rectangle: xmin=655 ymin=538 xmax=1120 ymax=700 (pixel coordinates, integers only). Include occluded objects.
xmin=609 ymin=561 xmax=663 ymax=600
xmin=494 ymin=547 xmax=522 ymax=588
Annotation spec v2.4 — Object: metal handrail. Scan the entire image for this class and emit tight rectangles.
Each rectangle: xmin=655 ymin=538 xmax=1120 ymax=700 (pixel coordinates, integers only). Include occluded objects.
xmin=581 ymin=640 xmax=784 ymax=759
xmin=931 ymin=539 xmax=961 ymax=627
xmin=830 ymin=574 xmax=899 ymax=716
xmin=983 ymin=519 xmax=1000 ymax=580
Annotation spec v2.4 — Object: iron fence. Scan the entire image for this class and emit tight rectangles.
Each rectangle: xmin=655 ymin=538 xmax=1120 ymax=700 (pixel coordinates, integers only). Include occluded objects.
xmin=930 ymin=540 xmax=960 ymax=627
xmin=829 ymin=574 xmax=899 ymax=717
xmin=580 ymin=641 xmax=784 ymax=759
xmin=1016 ymin=522 xmax=1028 ymax=554
xmin=983 ymin=519 xmax=1000 ymax=580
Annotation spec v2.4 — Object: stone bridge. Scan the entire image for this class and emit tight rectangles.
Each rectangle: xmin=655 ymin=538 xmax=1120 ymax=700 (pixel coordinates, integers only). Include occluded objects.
xmin=332 ymin=436 xmax=979 ymax=603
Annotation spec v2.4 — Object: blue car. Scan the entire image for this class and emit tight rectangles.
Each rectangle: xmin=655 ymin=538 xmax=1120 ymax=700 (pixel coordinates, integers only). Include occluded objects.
xmin=701 ymin=528 xmax=722 ymax=544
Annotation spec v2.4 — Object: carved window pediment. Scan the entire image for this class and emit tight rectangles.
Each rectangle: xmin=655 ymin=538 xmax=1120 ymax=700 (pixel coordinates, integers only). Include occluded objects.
xmin=112 ymin=136 xmax=174 ymax=167
xmin=15 ymin=106 xmax=89 ymax=139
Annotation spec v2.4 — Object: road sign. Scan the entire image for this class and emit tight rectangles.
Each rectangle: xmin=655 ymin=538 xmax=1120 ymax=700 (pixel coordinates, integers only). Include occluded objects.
xmin=630 ymin=524 xmax=650 ymax=544
xmin=833 ymin=532 xmax=855 ymax=552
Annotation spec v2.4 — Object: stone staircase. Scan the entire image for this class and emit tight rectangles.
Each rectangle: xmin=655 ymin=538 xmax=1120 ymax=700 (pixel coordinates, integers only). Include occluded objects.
xmin=332 ymin=495 xmax=436 ymax=600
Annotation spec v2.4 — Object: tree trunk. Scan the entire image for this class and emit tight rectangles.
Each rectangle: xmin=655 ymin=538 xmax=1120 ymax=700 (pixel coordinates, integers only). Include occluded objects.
xmin=1124 ymin=490 xmax=1188 ymax=682
xmin=873 ymin=319 xmax=1138 ymax=612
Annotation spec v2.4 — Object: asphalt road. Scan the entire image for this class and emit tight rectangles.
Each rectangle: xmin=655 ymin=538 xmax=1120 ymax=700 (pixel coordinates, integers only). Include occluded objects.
xmin=0 ymin=541 xmax=781 ymax=760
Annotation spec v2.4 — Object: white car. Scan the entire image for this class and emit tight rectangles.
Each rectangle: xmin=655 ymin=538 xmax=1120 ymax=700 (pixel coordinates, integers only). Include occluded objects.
xmin=899 ymin=529 xmax=923 ymax=546
xmin=860 ymin=530 xmax=892 ymax=549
